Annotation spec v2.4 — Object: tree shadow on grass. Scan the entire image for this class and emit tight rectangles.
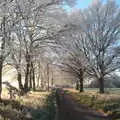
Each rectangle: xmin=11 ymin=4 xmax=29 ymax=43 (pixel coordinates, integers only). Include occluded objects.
xmin=0 ymin=91 xmax=56 ymax=120
xmin=0 ymin=99 xmax=32 ymax=120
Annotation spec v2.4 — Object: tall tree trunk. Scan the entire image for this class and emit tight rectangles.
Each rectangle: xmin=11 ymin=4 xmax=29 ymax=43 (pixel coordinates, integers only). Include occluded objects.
xmin=31 ymin=62 xmax=35 ymax=91
xmin=0 ymin=61 xmax=3 ymax=100
xmin=37 ymin=74 xmax=40 ymax=88
xmin=0 ymin=16 xmax=6 ymax=100
xmin=76 ymin=80 xmax=79 ymax=90
xmin=29 ymin=69 xmax=32 ymax=89
xmin=51 ymin=78 xmax=54 ymax=88
xmin=51 ymin=70 xmax=54 ymax=88
xmin=99 ymin=76 xmax=104 ymax=93
xmin=24 ymin=62 xmax=30 ymax=92
xmin=17 ymin=72 xmax=23 ymax=91
xmin=79 ymin=68 xmax=84 ymax=92
xmin=32 ymin=68 xmax=36 ymax=91
xmin=47 ymin=64 xmax=49 ymax=91
xmin=79 ymin=77 xmax=84 ymax=92
xmin=41 ymin=77 xmax=44 ymax=90
xmin=47 ymin=76 xmax=49 ymax=91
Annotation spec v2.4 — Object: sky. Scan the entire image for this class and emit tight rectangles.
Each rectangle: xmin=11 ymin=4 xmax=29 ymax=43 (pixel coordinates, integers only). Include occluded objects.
xmin=64 ymin=0 xmax=120 ymax=12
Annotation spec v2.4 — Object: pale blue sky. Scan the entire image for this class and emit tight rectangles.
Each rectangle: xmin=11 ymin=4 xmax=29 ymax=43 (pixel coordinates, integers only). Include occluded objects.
xmin=64 ymin=0 xmax=120 ymax=12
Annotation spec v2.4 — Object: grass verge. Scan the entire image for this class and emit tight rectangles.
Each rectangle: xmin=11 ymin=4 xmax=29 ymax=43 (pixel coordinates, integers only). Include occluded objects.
xmin=0 ymin=91 xmax=56 ymax=120
xmin=64 ymin=89 xmax=120 ymax=119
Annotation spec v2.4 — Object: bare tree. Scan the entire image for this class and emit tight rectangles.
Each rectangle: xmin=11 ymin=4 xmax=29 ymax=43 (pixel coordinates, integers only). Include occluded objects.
xmin=0 ymin=0 xmax=81 ymax=100
xmin=8 ymin=38 xmax=24 ymax=91
xmin=7 ymin=0 xmax=76 ymax=92
xmin=53 ymin=0 xmax=120 ymax=94
xmin=77 ymin=0 xmax=120 ymax=93
xmin=0 ymin=0 xmax=14 ymax=99
xmin=54 ymin=29 xmax=88 ymax=92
